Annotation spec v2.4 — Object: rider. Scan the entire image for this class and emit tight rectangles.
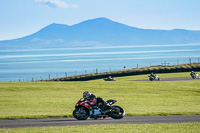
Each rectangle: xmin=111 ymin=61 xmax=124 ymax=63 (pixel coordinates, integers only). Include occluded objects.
xmin=108 ymin=76 xmax=115 ymax=81
xmin=82 ymin=91 xmax=109 ymax=117
xmin=108 ymin=76 xmax=112 ymax=80
xmin=83 ymin=91 xmax=97 ymax=117
xmin=190 ymin=71 xmax=194 ymax=76
xmin=150 ymin=72 xmax=156 ymax=78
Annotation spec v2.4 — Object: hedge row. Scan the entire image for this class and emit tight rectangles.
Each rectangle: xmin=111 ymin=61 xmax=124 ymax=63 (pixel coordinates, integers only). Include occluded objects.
xmin=49 ymin=63 xmax=200 ymax=81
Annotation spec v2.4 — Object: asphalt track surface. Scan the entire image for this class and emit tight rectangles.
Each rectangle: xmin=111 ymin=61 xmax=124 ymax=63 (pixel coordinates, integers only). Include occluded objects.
xmin=133 ymin=77 xmax=200 ymax=81
xmin=0 ymin=115 xmax=200 ymax=128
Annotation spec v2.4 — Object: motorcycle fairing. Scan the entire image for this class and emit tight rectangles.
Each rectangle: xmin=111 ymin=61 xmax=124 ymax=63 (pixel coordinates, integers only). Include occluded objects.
xmin=77 ymin=101 xmax=91 ymax=109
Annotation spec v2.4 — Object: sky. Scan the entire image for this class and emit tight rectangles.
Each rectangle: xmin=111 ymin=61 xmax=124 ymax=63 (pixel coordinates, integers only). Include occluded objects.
xmin=0 ymin=0 xmax=200 ymax=41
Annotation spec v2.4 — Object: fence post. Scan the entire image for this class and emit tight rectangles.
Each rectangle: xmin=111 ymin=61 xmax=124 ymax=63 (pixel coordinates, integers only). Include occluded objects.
xmin=96 ymin=68 xmax=98 ymax=74
xmin=65 ymin=72 xmax=67 ymax=77
xmin=189 ymin=58 xmax=192 ymax=64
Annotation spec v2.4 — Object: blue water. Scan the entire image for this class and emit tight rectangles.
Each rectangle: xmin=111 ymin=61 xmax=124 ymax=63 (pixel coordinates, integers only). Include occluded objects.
xmin=0 ymin=44 xmax=200 ymax=82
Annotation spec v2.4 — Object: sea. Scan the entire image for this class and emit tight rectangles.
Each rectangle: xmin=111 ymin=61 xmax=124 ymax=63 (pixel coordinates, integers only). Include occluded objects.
xmin=0 ymin=43 xmax=200 ymax=82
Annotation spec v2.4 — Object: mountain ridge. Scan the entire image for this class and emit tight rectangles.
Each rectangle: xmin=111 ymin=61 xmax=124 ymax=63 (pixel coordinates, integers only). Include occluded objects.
xmin=1 ymin=17 xmax=200 ymax=49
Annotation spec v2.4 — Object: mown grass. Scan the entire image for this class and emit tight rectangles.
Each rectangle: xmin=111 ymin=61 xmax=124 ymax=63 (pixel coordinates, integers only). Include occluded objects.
xmin=0 ymin=72 xmax=200 ymax=119
xmin=0 ymin=123 xmax=199 ymax=133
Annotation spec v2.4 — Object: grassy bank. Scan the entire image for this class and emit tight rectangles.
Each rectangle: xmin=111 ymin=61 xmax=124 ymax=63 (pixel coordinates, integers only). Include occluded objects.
xmin=0 ymin=123 xmax=200 ymax=133
xmin=0 ymin=72 xmax=200 ymax=119
xmin=49 ymin=63 xmax=200 ymax=81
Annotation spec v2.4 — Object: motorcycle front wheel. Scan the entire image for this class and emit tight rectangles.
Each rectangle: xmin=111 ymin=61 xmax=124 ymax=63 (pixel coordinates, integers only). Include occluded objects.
xmin=109 ymin=106 xmax=125 ymax=119
xmin=149 ymin=78 xmax=153 ymax=81
xmin=73 ymin=108 xmax=89 ymax=120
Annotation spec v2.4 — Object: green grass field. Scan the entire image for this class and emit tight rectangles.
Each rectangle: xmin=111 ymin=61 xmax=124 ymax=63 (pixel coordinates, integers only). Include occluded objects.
xmin=0 ymin=123 xmax=199 ymax=133
xmin=0 ymin=72 xmax=200 ymax=119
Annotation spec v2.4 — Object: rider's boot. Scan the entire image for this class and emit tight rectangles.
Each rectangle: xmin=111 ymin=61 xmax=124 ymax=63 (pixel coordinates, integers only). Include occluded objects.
xmin=89 ymin=107 xmax=94 ymax=118
xmin=90 ymin=110 xmax=94 ymax=118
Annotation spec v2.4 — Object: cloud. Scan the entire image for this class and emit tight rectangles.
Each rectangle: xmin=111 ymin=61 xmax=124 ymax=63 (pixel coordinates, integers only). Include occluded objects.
xmin=35 ymin=0 xmax=78 ymax=8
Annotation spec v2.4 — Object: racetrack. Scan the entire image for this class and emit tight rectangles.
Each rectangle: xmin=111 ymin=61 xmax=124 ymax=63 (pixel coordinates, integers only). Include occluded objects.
xmin=133 ymin=77 xmax=200 ymax=81
xmin=0 ymin=115 xmax=200 ymax=128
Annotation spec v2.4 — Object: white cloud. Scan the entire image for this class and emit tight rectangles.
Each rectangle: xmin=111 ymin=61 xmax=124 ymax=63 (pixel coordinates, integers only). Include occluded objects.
xmin=35 ymin=0 xmax=78 ymax=8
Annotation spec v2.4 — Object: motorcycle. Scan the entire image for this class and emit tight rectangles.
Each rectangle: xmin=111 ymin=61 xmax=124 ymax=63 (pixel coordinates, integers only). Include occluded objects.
xmin=191 ymin=73 xmax=199 ymax=79
xmin=104 ymin=78 xmax=116 ymax=81
xmin=104 ymin=76 xmax=116 ymax=81
xmin=148 ymin=75 xmax=160 ymax=81
xmin=73 ymin=98 xmax=125 ymax=120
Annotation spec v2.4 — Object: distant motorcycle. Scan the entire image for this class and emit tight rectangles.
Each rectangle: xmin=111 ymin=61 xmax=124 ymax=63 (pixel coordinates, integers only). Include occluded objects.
xmin=148 ymin=75 xmax=160 ymax=81
xmin=73 ymin=98 xmax=125 ymax=120
xmin=104 ymin=76 xmax=116 ymax=81
xmin=190 ymin=73 xmax=199 ymax=79
xmin=104 ymin=78 xmax=116 ymax=81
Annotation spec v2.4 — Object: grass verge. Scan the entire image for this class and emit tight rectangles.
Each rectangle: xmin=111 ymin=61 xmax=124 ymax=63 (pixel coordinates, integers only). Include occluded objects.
xmin=0 ymin=72 xmax=200 ymax=119
xmin=0 ymin=123 xmax=199 ymax=133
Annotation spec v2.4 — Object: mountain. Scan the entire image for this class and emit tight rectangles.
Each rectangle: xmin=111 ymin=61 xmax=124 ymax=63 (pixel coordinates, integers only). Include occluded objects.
xmin=1 ymin=17 xmax=200 ymax=49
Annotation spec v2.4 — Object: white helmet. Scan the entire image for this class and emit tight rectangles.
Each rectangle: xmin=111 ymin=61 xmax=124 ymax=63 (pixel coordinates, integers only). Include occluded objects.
xmin=83 ymin=91 xmax=91 ymax=99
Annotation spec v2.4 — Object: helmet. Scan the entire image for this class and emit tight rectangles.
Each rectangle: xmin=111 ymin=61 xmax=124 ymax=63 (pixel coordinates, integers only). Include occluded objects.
xmin=191 ymin=71 xmax=194 ymax=73
xmin=83 ymin=91 xmax=91 ymax=99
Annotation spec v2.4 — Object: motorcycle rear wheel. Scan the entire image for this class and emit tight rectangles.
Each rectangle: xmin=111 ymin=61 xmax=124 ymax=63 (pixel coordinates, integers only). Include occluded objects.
xmin=73 ymin=108 xmax=89 ymax=120
xmin=109 ymin=106 xmax=125 ymax=119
